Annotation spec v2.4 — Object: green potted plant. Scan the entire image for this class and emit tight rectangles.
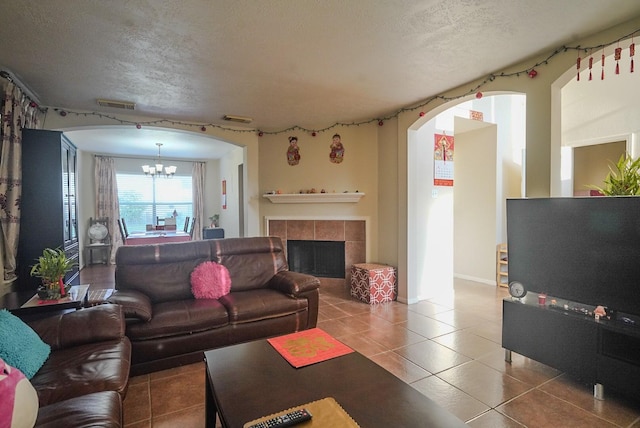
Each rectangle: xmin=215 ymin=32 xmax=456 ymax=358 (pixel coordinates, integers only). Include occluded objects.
xmin=589 ymin=153 xmax=640 ymax=196
xmin=209 ymin=214 xmax=220 ymax=228
xmin=30 ymin=247 xmax=76 ymax=299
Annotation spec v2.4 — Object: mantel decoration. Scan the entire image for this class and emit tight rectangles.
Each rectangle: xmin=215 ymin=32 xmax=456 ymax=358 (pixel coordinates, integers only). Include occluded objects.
xmin=589 ymin=153 xmax=640 ymax=196
xmin=142 ymin=143 xmax=177 ymax=177
xmin=329 ymin=134 xmax=344 ymax=164
xmin=30 ymin=248 xmax=76 ymax=300
xmin=263 ymin=192 xmax=364 ymax=203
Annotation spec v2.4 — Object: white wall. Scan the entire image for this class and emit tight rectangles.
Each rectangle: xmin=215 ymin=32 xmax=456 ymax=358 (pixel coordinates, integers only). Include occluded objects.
xmin=453 ymin=120 xmax=497 ymax=285
xmin=216 ymin=146 xmax=245 ymax=237
xmin=407 ymin=121 xmax=454 ymax=303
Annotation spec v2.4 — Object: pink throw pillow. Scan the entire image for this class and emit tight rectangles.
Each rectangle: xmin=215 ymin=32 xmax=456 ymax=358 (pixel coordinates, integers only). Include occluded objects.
xmin=190 ymin=261 xmax=231 ymax=299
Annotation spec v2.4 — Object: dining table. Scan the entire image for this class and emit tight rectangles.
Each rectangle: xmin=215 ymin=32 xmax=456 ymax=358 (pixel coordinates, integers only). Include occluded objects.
xmin=125 ymin=231 xmax=191 ymax=245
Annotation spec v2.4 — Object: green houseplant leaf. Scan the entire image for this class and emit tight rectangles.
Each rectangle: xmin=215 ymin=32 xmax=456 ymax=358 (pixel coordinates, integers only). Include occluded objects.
xmin=589 ymin=153 xmax=640 ymax=196
xmin=30 ymin=247 xmax=76 ymax=287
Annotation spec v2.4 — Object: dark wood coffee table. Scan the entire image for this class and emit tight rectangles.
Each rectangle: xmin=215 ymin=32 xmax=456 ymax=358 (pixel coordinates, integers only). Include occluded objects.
xmin=204 ymin=339 xmax=467 ymax=428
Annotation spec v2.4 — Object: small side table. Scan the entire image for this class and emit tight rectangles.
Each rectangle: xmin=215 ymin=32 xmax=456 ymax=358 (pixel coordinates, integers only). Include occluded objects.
xmin=203 ymin=227 xmax=224 ymax=239
xmin=1 ymin=284 xmax=89 ymax=318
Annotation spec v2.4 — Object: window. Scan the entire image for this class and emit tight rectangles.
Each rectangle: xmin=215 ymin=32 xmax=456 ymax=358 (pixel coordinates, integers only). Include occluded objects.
xmin=117 ymin=173 xmax=193 ymax=233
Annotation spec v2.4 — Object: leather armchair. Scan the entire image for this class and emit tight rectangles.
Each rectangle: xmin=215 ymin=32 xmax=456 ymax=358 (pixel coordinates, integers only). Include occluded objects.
xmin=27 ymin=304 xmax=131 ymax=427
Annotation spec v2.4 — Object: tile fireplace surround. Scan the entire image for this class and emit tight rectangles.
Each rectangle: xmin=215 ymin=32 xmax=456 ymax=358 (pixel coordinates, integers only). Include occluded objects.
xmin=266 ymin=219 xmax=366 ymax=279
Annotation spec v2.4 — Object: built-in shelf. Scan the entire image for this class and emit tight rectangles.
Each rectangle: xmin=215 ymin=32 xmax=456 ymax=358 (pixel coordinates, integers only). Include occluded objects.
xmin=263 ymin=192 xmax=365 ymax=204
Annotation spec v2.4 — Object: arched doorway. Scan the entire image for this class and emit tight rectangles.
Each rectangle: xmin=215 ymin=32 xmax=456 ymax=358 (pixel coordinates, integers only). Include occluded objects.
xmin=406 ymin=93 xmax=525 ymax=303
xmin=552 ymin=38 xmax=640 ymax=196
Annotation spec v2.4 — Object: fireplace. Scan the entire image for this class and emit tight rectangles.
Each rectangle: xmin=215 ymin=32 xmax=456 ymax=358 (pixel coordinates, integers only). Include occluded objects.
xmin=266 ymin=218 xmax=367 ymax=280
xmin=287 ymin=240 xmax=345 ymax=278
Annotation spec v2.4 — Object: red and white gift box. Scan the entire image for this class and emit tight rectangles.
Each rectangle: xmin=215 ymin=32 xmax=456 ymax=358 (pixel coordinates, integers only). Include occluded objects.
xmin=350 ymin=263 xmax=397 ymax=304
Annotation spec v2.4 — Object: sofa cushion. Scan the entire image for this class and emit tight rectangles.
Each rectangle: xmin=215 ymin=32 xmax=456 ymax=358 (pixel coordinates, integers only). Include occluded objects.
xmin=219 ymin=289 xmax=308 ymax=324
xmin=0 ymin=309 xmax=51 ymax=379
xmin=211 ymin=237 xmax=288 ymax=292
xmin=126 ymin=299 xmax=229 ymax=341
xmin=31 ymin=339 xmax=131 ymax=406
xmin=107 ymin=290 xmax=153 ymax=322
xmin=35 ymin=391 xmax=122 ymax=428
xmin=191 ymin=261 xmax=231 ymax=299
xmin=115 ymin=240 xmax=213 ymax=304
xmin=29 ymin=304 xmax=127 ymax=350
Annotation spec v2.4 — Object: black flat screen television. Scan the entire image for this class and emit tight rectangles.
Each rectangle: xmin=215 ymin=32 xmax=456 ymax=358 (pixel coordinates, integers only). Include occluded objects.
xmin=506 ymin=197 xmax=640 ymax=316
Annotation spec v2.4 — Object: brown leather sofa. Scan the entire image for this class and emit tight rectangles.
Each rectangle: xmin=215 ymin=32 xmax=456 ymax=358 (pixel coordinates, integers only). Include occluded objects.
xmin=110 ymin=236 xmax=320 ymax=375
xmin=28 ymin=304 xmax=131 ymax=427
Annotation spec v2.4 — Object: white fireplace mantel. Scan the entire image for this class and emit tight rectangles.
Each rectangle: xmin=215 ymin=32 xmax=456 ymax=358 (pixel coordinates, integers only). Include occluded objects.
xmin=262 ymin=192 xmax=365 ymax=204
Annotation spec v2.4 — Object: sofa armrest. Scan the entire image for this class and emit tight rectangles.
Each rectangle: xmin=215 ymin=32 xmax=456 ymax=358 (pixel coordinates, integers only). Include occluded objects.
xmin=28 ymin=304 xmax=125 ymax=351
xmin=267 ymin=271 xmax=320 ymax=296
xmin=107 ymin=290 xmax=153 ymax=322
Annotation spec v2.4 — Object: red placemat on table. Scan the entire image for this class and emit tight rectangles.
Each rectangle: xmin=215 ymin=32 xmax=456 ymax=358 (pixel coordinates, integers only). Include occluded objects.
xmin=267 ymin=328 xmax=354 ymax=368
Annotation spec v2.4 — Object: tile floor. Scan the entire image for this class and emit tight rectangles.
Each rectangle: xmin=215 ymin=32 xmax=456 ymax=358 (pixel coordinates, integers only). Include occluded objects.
xmin=79 ymin=265 xmax=640 ymax=427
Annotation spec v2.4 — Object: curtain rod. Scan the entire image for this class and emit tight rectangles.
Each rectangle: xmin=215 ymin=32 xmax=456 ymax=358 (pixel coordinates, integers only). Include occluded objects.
xmin=93 ymin=153 xmax=201 ymax=163
xmin=0 ymin=70 xmax=42 ymax=104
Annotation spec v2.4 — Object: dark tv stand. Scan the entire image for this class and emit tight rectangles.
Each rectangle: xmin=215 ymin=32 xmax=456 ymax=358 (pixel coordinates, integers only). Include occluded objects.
xmin=502 ymin=294 xmax=640 ymax=401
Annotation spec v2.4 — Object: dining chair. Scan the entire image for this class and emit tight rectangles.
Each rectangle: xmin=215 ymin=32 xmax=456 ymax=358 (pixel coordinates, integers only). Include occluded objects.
xmin=183 ymin=216 xmax=190 ymax=233
xmin=117 ymin=219 xmax=127 ymax=245
xmin=121 ymin=218 xmax=129 ymax=237
xmin=189 ymin=217 xmax=196 ymax=239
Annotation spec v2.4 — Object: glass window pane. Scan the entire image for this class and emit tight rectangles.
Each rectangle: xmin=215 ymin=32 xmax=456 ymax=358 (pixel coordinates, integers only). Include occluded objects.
xmin=116 ymin=173 xmax=192 ymax=233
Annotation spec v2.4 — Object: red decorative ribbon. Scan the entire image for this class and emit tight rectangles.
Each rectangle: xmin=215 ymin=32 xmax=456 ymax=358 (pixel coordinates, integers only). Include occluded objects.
xmin=58 ymin=277 xmax=66 ymax=297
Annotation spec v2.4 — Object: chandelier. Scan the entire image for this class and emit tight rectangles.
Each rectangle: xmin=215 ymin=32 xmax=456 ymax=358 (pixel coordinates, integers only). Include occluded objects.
xmin=142 ymin=143 xmax=177 ymax=177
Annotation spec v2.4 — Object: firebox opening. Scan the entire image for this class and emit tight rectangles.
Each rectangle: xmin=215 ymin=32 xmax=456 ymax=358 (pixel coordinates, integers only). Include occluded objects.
xmin=287 ymin=240 xmax=345 ymax=278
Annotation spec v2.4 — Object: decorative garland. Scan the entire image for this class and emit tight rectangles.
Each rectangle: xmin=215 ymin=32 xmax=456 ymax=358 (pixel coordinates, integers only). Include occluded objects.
xmin=18 ymin=26 xmax=636 ymax=136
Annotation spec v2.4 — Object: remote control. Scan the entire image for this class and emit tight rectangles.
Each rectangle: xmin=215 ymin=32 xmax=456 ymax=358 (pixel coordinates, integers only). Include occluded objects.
xmin=246 ymin=408 xmax=312 ymax=428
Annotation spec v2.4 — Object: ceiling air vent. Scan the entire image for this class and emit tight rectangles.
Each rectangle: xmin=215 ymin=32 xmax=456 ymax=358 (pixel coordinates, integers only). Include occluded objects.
xmin=223 ymin=114 xmax=252 ymax=124
xmin=97 ymin=98 xmax=136 ymax=110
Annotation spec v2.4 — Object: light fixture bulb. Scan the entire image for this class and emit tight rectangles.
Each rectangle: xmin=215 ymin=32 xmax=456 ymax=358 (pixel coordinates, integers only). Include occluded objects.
xmin=142 ymin=142 xmax=177 ymax=177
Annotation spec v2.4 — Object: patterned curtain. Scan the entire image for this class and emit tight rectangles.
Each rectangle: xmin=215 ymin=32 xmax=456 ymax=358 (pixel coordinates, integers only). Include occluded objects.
xmin=192 ymin=162 xmax=205 ymax=241
xmin=0 ymin=81 xmax=44 ymax=281
xmin=94 ymin=156 xmax=120 ymax=264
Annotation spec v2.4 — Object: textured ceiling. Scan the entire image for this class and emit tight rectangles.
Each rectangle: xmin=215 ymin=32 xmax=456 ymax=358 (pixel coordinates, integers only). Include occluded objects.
xmin=1 ymin=1 xmax=640 ymax=158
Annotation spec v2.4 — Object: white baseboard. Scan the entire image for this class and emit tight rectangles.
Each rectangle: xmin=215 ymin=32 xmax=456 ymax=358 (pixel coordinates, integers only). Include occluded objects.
xmin=453 ymin=273 xmax=495 ymax=286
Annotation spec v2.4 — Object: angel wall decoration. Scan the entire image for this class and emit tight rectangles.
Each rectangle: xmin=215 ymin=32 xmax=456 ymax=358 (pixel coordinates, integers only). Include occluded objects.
xmin=329 ymin=134 xmax=344 ymax=164
xmin=287 ymin=136 xmax=300 ymax=166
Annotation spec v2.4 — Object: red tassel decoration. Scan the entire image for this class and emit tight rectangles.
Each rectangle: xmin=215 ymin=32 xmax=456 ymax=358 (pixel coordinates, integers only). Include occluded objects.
xmin=576 ymin=56 xmax=581 ymax=81
xmin=601 ymin=52 xmax=605 ymax=80
xmin=589 ymin=56 xmax=593 ymax=81
xmin=631 ymin=42 xmax=635 ymax=72
xmin=58 ymin=277 xmax=66 ymax=297
xmin=615 ymin=47 xmax=621 ymax=75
